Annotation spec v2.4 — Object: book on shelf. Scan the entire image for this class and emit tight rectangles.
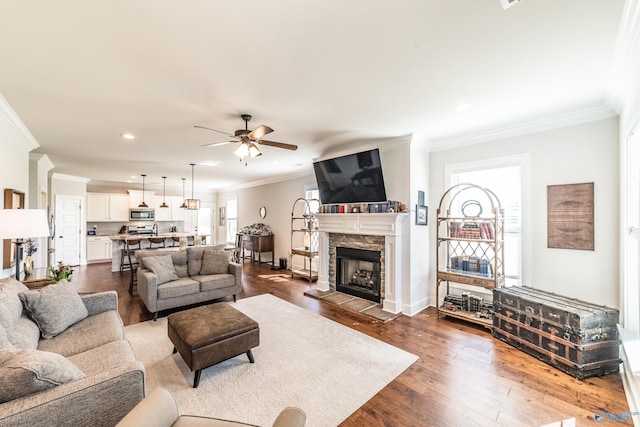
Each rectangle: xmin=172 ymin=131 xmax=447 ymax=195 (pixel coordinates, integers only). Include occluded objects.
xmin=319 ymin=200 xmax=401 ymax=214
xmin=448 ymin=255 xmax=493 ymax=277
xmin=448 ymin=220 xmax=494 ymax=240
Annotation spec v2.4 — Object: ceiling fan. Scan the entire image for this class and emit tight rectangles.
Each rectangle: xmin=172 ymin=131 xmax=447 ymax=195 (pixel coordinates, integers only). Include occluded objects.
xmin=195 ymin=114 xmax=298 ymax=163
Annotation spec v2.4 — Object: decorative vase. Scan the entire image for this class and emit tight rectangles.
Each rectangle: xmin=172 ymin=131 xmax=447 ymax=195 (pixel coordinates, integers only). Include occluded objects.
xmin=24 ymin=255 xmax=34 ymax=276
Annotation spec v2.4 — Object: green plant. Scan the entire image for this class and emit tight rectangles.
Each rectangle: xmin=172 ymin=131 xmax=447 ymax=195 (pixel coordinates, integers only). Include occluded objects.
xmin=50 ymin=261 xmax=74 ymax=283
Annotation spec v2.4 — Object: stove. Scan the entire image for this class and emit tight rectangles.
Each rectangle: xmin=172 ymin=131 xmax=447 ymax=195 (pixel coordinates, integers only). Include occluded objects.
xmin=127 ymin=224 xmax=156 ymax=235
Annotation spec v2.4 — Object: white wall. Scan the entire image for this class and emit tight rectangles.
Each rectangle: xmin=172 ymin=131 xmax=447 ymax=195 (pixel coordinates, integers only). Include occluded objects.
xmin=217 ymin=173 xmax=317 ymax=262
xmin=408 ymin=138 xmax=431 ymax=314
xmin=28 ymin=154 xmax=54 ymax=269
xmin=430 ymin=117 xmax=620 ymax=308
xmin=0 ymin=94 xmax=38 ymax=278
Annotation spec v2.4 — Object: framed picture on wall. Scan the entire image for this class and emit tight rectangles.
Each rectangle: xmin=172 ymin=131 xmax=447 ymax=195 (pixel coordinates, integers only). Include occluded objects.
xmin=416 ymin=205 xmax=428 ymax=226
xmin=3 ymin=188 xmax=25 ymax=269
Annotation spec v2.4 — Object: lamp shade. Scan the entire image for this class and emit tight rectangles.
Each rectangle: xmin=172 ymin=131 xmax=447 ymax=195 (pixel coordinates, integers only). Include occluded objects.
xmin=0 ymin=209 xmax=50 ymax=239
xmin=186 ymin=199 xmax=200 ymax=210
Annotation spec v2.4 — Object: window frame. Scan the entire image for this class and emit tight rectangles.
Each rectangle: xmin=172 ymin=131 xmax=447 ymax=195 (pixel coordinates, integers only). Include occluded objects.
xmin=445 ymin=153 xmax=531 ymax=287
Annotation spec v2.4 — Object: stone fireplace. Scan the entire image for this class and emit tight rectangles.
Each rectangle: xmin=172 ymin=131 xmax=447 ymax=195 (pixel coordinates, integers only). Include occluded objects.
xmin=315 ymin=213 xmax=407 ymax=314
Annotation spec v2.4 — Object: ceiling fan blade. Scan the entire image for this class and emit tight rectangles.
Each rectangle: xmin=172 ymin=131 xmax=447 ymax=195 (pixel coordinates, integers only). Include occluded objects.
xmin=258 ymin=140 xmax=298 ymax=151
xmin=248 ymin=125 xmax=273 ymax=140
xmin=194 ymin=125 xmax=234 ymax=137
xmin=201 ymin=141 xmax=233 ymax=148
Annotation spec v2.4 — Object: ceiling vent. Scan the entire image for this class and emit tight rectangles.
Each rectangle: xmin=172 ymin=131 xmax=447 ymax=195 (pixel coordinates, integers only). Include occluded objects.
xmin=500 ymin=0 xmax=522 ymax=9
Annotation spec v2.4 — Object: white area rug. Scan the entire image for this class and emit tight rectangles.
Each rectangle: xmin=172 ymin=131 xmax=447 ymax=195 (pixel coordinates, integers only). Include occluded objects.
xmin=125 ymin=293 xmax=418 ymax=427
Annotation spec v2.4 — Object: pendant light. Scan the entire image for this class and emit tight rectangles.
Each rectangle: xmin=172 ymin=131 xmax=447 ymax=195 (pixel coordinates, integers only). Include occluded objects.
xmin=179 ymin=178 xmax=188 ymax=209
xmin=186 ymin=163 xmax=200 ymax=210
xmin=138 ymin=174 xmax=148 ymax=208
xmin=160 ymin=176 xmax=169 ymax=208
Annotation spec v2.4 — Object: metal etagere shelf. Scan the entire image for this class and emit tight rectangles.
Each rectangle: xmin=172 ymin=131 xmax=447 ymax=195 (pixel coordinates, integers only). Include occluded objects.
xmin=436 ymin=183 xmax=505 ymax=328
xmin=290 ymin=198 xmax=320 ymax=282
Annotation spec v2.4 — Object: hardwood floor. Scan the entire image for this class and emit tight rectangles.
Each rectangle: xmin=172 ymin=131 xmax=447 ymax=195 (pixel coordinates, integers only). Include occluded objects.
xmin=71 ymin=262 xmax=632 ymax=426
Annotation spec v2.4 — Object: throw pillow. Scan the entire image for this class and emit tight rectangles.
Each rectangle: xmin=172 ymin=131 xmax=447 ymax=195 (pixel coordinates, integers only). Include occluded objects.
xmin=144 ymin=255 xmax=179 ymax=285
xmin=0 ymin=277 xmax=29 ymax=331
xmin=7 ymin=314 xmax=40 ymax=349
xmin=170 ymin=250 xmax=188 ymax=278
xmin=0 ymin=348 xmax=85 ymax=403
xmin=19 ymin=281 xmax=89 ymax=340
xmin=187 ymin=247 xmax=205 ymax=276
xmin=200 ymin=250 xmax=229 ymax=275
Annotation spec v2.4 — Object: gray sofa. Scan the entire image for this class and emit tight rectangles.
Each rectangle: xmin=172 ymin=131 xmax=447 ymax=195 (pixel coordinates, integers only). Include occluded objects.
xmin=0 ymin=277 xmax=145 ymax=427
xmin=136 ymin=247 xmax=242 ymax=320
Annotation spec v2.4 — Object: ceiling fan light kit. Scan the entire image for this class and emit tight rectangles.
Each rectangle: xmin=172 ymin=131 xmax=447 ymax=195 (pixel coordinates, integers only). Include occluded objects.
xmin=186 ymin=163 xmax=200 ymax=210
xmin=196 ymin=113 xmax=298 ymax=166
xmin=138 ymin=174 xmax=148 ymax=208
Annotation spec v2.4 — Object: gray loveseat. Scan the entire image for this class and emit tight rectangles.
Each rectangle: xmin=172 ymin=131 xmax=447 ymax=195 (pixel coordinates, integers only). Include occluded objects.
xmin=136 ymin=247 xmax=242 ymax=320
xmin=0 ymin=277 xmax=145 ymax=427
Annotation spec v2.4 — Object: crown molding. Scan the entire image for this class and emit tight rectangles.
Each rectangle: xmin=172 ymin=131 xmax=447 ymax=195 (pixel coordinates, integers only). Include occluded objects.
xmin=29 ymin=153 xmax=55 ymax=171
xmin=430 ymin=105 xmax=617 ymax=152
xmin=606 ymin=0 xmax=640 ymax=113
xmin=0 ymin=93 xmax=39 ymax=151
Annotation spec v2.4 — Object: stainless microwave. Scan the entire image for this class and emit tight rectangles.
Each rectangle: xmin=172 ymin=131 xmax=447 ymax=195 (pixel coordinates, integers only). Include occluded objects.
xmin=129 ymin=208 xmax=155 ymax=221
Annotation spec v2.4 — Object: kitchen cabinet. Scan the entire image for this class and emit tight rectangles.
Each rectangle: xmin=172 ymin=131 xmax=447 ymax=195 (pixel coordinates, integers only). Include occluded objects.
xmin=87 ymin=236 xmax=112 ymax=262
xmin=153 ymin=196 xmax=185 ymax=221
xmin=128 ymin=190 xmax=155 ymax=209
xmin=87 ymin=193 xmax=130 ymax=222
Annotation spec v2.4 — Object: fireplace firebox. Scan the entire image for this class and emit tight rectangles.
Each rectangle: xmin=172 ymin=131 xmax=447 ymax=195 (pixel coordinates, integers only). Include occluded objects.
xmin=336 ymin=246 xmax=381 ymax=303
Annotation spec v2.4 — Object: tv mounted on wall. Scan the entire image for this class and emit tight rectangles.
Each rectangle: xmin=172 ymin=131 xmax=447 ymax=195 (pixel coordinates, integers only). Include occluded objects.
xmin=313 ymin=148 xmax=387 ymax=204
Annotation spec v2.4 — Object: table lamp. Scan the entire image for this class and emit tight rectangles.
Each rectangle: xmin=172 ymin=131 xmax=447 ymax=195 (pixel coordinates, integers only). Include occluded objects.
xmin=0 ymin=209 xmax=50 ymax=279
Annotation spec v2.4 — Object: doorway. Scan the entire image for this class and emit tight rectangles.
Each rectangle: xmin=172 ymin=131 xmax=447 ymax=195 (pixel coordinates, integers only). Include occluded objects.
xmin=54 ymin=195 xmax=82 ymax=266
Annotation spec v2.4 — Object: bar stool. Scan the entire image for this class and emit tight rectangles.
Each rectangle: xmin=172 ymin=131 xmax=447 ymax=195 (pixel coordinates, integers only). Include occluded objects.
xmin=172 ymin=236 xmax=181 ymax=247
xmin=120 ymin=239 xmax=141 ymax=274
xmin=148 ymin=237 xmax=166 ymax=249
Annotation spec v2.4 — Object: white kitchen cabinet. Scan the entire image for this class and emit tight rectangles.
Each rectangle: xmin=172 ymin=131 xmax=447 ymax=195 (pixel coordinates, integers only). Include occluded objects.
xmin=87 ymin=236 xmax=112 ymax=262
xmin=170 ymin=196 xmax=185 ymax=221
xmin=87 ymin=193 xmax=130 ymax=222
xmin=128 ymin=190 xmax=155 ymax=209
xmin=153 ymin=196 xmax=185 ymax=221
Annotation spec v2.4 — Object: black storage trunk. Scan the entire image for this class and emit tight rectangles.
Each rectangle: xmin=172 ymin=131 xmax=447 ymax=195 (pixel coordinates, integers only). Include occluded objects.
xmin=492 ymin=286 xmax=621 ymax=380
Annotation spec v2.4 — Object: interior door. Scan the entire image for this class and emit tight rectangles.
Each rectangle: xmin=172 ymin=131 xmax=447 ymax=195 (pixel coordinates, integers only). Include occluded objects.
xmin=198 ymin=203 xmax=214 ymax=245
xmin=55 ymin=195 xmax=82 ymax=266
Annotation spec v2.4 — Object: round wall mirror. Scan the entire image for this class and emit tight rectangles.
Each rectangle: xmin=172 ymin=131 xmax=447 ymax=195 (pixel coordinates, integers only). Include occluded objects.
xmin=259 ymin=206 xmax=267 ymax=218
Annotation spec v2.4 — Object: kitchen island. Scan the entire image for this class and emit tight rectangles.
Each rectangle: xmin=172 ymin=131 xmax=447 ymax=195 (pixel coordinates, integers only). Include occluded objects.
xmin=109 ymin=233 xmax=205 ymax=272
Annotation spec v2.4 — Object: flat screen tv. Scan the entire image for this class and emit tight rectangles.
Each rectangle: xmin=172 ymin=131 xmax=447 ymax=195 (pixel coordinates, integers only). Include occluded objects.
xmin=313 ymin=148 xmax=387 ymax=204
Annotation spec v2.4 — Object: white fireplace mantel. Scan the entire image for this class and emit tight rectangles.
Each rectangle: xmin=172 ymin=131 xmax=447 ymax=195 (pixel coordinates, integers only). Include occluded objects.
xmin=315 ymin=212 xmax=407 ymax=314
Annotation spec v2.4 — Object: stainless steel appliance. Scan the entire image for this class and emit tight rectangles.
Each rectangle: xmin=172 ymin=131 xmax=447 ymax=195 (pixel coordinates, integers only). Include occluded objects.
xmin=129 ymin=208 xmax=155 ymax=221
xmin=127 ymin=224 xmax=156 ymax=235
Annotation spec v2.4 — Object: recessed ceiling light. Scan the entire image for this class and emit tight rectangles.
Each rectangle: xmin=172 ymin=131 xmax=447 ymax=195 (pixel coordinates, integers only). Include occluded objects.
xmin=200 ymin=161 xmax=222 ymax=167
xmin=121 ymin=133 xmax=136 ymax=140
xmin=453 ymin=103 xmax=472 ymax=112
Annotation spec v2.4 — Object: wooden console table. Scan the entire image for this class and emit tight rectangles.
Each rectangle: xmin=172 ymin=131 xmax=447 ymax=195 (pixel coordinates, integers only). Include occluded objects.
xmin=239 ymin=234 xmax=274 ymax=267
xmin=20 ymin=267 xmax=54 ymax=290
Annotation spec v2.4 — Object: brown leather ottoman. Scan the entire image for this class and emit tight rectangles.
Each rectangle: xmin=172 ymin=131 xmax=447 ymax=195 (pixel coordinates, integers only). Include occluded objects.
xmin=167 ymin=302 xmax=260 ymax=388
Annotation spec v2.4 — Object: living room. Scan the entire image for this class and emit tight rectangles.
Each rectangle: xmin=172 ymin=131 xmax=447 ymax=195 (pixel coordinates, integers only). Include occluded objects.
xmin=1 ymin=1 xmax=640 ymax=425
